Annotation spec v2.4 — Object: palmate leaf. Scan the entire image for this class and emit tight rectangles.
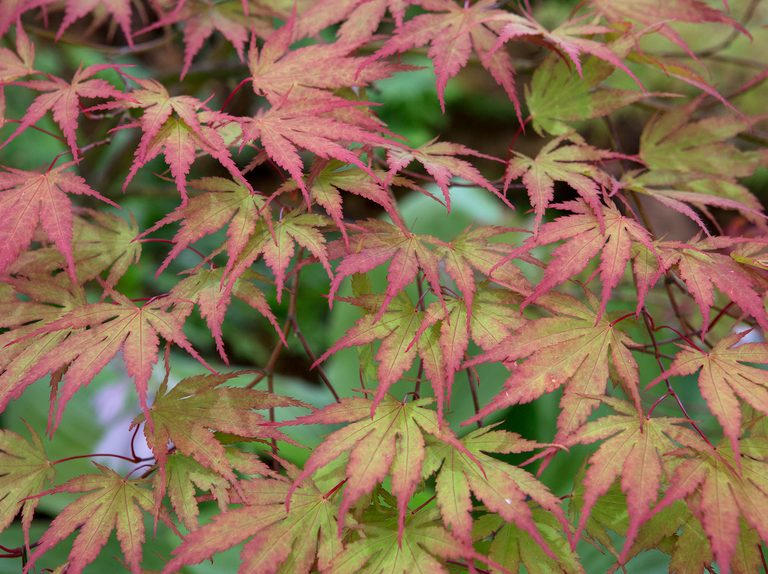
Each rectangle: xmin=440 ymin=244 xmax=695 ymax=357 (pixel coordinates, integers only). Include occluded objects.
xmin=465 ymin=293 xmax=641 ymax=437
xmin=296 ymin=0 xmax=412 ymax=44
xmin=25 ymin=464 xmax=157 ymax=574
xmin=328 ymin=506 xmax=471 ymax=574
xmin=1 ymin=64 xmax=122 ymax=160
xmin=0 ymin=164 xmax=118 ymax=282
xmin=170 ymin=267 xmax=283 ymax=363
xmin=504 ymin=135 xmax=622 ymax=233
xmin=52 ymin=0 xmax=135 ymax=46
xmin=9 ymin=209 xmax=141 ymax=289
xmin=370 ymin=0 xmax=522 ymax=115
xmin=4 ymin=290 xmax=213 ymax=429
xmin=498 ymin=200 xmax=655 ymax=319
xmin=649 ymin=332 xmax=768 ymax=462
xmin=164 ymin=464 xmax=343 ymax=574
xmin=474 ymin=507 xmax=583 ymax=574
xmin=648 ymin=436 xmax=768 ymax=574
xmin=422 ymin=425 xmax=566 ymax=548
xmin=563 ymin=396 xmax=704 ymax=559
xmin=0 ymin=422 xmax=54 ymax=536
xmin=136 ymin=372 xmax=301 ymax=512
xmin=274 ymin=395 xmax=474 ymax=541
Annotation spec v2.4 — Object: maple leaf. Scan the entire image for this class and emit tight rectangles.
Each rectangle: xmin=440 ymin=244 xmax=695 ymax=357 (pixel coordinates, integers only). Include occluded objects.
xmin=171 ymin=267 xmax=283 ymax=363
xmin=328 ymin=505 xmax=471 ymax=573
xmin=136 ymin=372 xmax=302 ymax=506
xmin=564 ymin=396 xmax=705 ymax=559
xmin=497 ymin=200 xmax=655 ymax=319
xmin=465 ymin=293 xmax=642 ymax=437
xmin=25 ymin=464 xmax=157 ymax=574
xmin=0 ymin=276 xmax=85 ymax=414
xmin=370 ymin=0 xmax=522 ymax=116
xmin=526 ymin=51 xmax=652 ymax=137
xmin=0 ymin=164 xmax=118 ymax=282
xmin=164 ymin=465 xmax=343 ymax=574
xmin=328 ymin=219 xmax=445 ymax=319
xmin=9 ymin=209 xmax=141 ymax=288
xmin=4 ymin=290 xmax=214 ymax=429
xmin=1 ymin=64 xmax=123 ymax=160
xmin=386 ymin=139 xmax=510 ymax=211
xmin=248 ymin=14 xmax=401 ymax=103
xmin=0 ymin=423 xmax=54 ymax=537
xmin=239 ymin=96 xmax=392 ymax=206
xmin=648 ymin=437 xmax=768 ymax=574
xmin=274 ymin=395 xmax=475 ymax=541
xmin=296 ymin=0 xmax=412 ymax=44
xmin=504 ymin=135 xmax=623 ymax=233
xmin=222 ymin=210 xmax=331 ymax=302
xmin=655 ymin=238 xmax=768 ymax=332
xmin=492 ymin=13 xmax=642 ymax=89
xmin=422 ymin=424 xmax=566 ymax=549
xmin=649 ymin=332 xmax=768 ymax=463
xmin=473 ymin=507 xmax=583 ymax=574
xmin=0 ymin=23 xmax=35 ymax=84
xmin=639 ymin=101 xmax=763 ymax=180
xmin=54 ymin=0 xmax=134 ymax=46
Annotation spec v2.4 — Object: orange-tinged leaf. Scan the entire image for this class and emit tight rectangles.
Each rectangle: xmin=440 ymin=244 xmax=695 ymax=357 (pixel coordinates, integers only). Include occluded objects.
xmin=25 ymin=464 xmax=156 ymax=574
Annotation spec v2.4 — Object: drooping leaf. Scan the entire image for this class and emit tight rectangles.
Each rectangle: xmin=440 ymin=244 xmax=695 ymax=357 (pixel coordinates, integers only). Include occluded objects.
xmin=164 ymin=465 xmax=343 ymax=574
xmin=423 ymin=424 xmax=566 ymax=549
xmin=275 ymin=395 xmax=472 ymax=541
xmin=0 ymin=422 xmax=54 ymax=536
xmin=4 ymin=290 xmax=214 ymax=428
xmin=54 ymin=0 xmax=135 ymax=46
xmin=0 ymin=164 xmax=118 ymax=282
xmin=26 ymin=464 xmax=157 ymax=574
xmin=1 ymin=64 xmax=122 ymax=160
xmin=465 ymin=293 xmax=642 ymax=437
xmin=649 ymin=332 xmax=768 ymax=463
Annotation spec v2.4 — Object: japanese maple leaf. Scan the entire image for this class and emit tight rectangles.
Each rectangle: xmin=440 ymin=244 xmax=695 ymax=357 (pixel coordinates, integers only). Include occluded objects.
xmin=0 ymin=276 xmax=85 ymax=414
xmin=386 ymin=139 xmax=510 ymax=211
xmin=275 ymin=395 xmax=474 ymax=541
xmin=239 ymin=96 xmax=392 ymax=206
xmin=296 ymin=0 xmax=412 ymax=44
xmin=223 ymin=210 xmax=331 ymax=302
xmin=589 ymin=0 xmax=745 ymax=57
xmin=465 ymin=293 xmax=641 ymax=437
xmin=55 ymin=0 xmax=134 ymax=46
xmin=0 ymin=423 xmax=54 ymax=537
xmin=492 ymin=12 xmax=643 ymax=89
xmin=655 ymin=238 xmax=768 ymax=332
xmin=25 ymin=465 xmax=158 ymax=574
xmin=328 ymin=506 xmax=471 ymax=573
xmin=648 ymin=438 xmax=768 ymax=574
xmin=248 ymin=13 xmax=401 ymax=103
xmin=275 ymin=160 xmax=400 ymax=242
xmin=474 ymin=507 xmax=584 ymax=574
xmin=9 ymin=209 xmax=141 ymax=289
xmin=0 ymin=23 xmax=35 ymax=84
xmin=505 ymin=136 xmax=624 ymax=233
xmin=497 ymin=200 xmax=655 ymax=319
xmin=370 ymin=0 xmax=522 ymax=115
xmin=0 ymin=164 xmax=118 ymax=282
xmin=1 ymin=64 xmax=123 ymax=160
xmin=423 ymin=424 xmax=566 ymax=550
xmin=328 ymin=219 xmax=445 ymax=319
xmin=143 ymin=0 xmax=252 ymax=78
xmin=171 ymin=267 xmax=284 ymax=363
xmin=139 ymin=176 xmax=267 ymax=277
xmin=564 ymin=396 xmax=705 ymax=560
xmin=164 ymin=465 xmax=343 ymax=574
xmin=135 ymin=372 xmax=302 ymax=506
xmin=639 ymin=101 xmax=762 ymax=180
xmin=649 ymin=332 xmax=768 ymax=464
xmin=6 ymin=290 xmax=214 ymax=430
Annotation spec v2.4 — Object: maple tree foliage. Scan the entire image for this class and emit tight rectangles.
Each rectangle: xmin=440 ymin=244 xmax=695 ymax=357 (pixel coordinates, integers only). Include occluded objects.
xmin=0 ymin=0 xmax=767 ymax=572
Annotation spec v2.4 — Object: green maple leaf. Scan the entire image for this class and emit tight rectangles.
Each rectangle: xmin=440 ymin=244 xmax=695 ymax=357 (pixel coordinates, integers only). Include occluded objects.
xmin=0 ymin=422 xmax=54 ymax=536
xmin=26 ymin=465 xmax=157 ymax=574
xmin=164 ymin=465 xmax=342 ymax=574
xmin=423 ymin=424 xmax=566 ymax=549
